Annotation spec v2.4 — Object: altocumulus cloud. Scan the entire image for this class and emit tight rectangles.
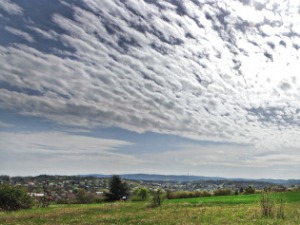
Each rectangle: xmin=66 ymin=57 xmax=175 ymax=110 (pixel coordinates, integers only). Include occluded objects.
xmin=0 ymin=0 xmax=22 ymax=15
xmin=1 ymin=0 xmax=300 ymax=168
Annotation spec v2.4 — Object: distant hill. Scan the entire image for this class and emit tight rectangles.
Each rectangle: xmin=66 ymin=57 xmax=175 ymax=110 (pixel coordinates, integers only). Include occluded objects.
xmin=257 ymin=178 xmax=300 ymax=185
xmin=121 ymin=174 xmax=225 ymax=182
xmin=84 ymin=173 xmax=224 ymax=182
xmin=83 ymin=174 xmax=300 ymax=185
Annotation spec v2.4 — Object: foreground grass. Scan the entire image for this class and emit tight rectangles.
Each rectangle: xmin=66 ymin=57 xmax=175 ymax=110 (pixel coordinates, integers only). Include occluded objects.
xmin=0 ymin=192 xmax=299 ymax=225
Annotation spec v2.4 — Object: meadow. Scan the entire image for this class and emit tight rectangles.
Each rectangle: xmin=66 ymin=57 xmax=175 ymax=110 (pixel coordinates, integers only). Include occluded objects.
xmin=0 ymin=192 xmax=299 ymax=225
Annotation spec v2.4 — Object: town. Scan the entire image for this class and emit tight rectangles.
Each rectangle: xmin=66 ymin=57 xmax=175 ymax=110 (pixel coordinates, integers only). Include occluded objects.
xmin=1 ymin=175 xmax=298 ymax=204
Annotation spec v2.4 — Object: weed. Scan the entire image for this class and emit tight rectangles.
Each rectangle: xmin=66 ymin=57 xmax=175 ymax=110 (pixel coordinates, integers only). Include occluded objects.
xmin=260 ymin=190 xmax=274 ymax=217
xmin=276 ymin=193 xmax=285 ymax=219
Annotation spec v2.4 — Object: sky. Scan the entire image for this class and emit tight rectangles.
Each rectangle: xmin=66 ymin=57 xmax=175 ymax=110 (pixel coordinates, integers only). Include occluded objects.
xmin=0 ymin=0 xmax=300 ymax=179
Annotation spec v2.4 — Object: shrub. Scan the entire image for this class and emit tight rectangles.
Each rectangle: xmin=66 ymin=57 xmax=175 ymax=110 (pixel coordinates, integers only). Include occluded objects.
xmin=132 ymin=187 xmax=148 ymax=201
xmin=0 ymin=184 xmax=33 ymax=211
xmin=92 ymin=196 xmax=105 ymax=203
xmin=213 ymin=189 xmax=231 ymax=196
xmin=76 ymin=188 xmax=94 ymax=204
xmin=150 ymin=189 xmax=165 ymax=207
xmin=37 ymin=195 xmax=50 ymax=208
xmin=166 ymin=190 xmax=211 ymax=199
xmin=201 ymin=191 xmax=212 ymax=197
xmin=244 ymin=186 xmax=255 ymax=194
xmin=57 ymin=198 xmax=71 ymax=204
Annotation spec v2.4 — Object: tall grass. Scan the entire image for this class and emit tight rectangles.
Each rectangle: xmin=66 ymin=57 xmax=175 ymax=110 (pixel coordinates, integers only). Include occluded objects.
xmin=259 ymin=190 xmax=286 ymax=219
xmin=260 ymin=190 xmax=274 ymax=217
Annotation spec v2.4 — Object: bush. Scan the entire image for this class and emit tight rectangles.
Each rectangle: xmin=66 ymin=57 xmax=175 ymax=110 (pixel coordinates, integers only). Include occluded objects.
xmin=150 ymin=189 xmax=165 ymax=207
xmin=76 ymin=188 xmax=94 ymax=204
xmin=132 ymin=187 xmax=148 ymax=201
xmin=57 ymin=198 xmax=71 ymax=204
xmin=92 ymin=196 xmax=105 ymax=203
xmin=37 ymin=195 xmax=50 ymax=208
xmin=0 ymin=184 xmax=33 ymax=211
xmin=166 ymin=190 xmax=211 ymax=199
xmin=244 ymin=186 xmax=255 ymax=194
xmin=213 ymin=189 xmax=232 ymax=196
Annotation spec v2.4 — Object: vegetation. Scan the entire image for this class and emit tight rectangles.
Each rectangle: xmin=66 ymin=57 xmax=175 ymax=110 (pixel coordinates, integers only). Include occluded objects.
xmin=244 ymin=186 xmax=256 ymax=194
xmin=150 ymin=189 xmax=165 ymax=207
xmin=37 ymin=194 xmax=50 ymax=208
xmin=259 ymin=190 xmax=286 ymax=219
xmin=260 ymin=190 xmax=274 ymax=217
xmin=0 ymin=184 xmax=33 ymax=211
xmin=104 ymin=175 xmax=129 ymax=202
xmin=166 ymin=190 xmax=211 ymax=199
xmin=0 ymin=175 xmax=299 ymax=223
xmin=132 ymin=187 xmax=149 ymax=201
xmin=0 ymin=191 xmax=299 ymax=224
xmin=167 ymin=191 xmax=300 ymax=205
xmin=213 ymin=188 xmax=232 ymax=196
xmin=75 ymin=188 xmax=94 ymax=204
xmin=276 ymin=193 xmax=285 ymax=219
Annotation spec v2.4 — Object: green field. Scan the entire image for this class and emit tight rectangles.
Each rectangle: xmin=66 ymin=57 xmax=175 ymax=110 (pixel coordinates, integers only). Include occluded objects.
xmin=1 ymin=192 xmax=300 ymax=225
xmin=168 ymin=191 xmax=300 ymax=204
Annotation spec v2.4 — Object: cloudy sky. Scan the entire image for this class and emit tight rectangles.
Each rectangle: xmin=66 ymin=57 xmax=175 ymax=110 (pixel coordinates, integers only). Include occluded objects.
xmin=1 ymin=0 xmax=300 ymax=179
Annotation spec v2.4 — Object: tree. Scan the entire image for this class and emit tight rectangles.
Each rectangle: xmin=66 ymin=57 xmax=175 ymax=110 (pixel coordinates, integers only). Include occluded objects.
xmin=0 ymin=184 xmax=33 ymax=211
xmin=0 ymin=175 xmax=10 ymax=183
xmin=105 ymin=175 xmax=129 ymax=202
xmin=137 ymin=187 xmax=148 ymax=200
xmin=132 ymin=187 xmax=148 ymax=201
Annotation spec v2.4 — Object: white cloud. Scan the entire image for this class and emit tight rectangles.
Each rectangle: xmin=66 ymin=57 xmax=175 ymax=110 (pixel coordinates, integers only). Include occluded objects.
xmin=0 ymin=0 xmax=22 ymax=15
xmin=27 ymin=26 xmax=58 ymax=40
xmin=1 ymin=0 xmax=300 ymax=154
xmin=5 ymin=26 xmax=35 ymax=42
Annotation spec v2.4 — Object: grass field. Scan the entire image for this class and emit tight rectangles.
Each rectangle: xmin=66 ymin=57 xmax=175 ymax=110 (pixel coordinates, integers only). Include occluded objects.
xmin=0 ymin=192 xmax=299 ymax=225
xmin=167 ymin=191 xmax=300 ymax=204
